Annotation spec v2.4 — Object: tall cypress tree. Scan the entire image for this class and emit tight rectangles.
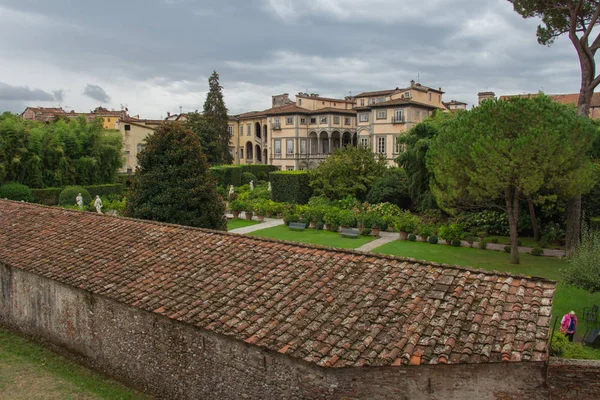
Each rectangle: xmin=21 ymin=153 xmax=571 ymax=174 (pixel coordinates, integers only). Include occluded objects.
xmin=125 ymin=121 xmax=226 ymax=230
xmin=187 ymin=71 xmax=233 ymax=166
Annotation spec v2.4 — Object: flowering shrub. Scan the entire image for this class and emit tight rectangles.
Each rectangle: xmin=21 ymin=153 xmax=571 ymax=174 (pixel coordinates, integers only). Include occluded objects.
xmin=458 ymin=210 xmax=509 ymax=236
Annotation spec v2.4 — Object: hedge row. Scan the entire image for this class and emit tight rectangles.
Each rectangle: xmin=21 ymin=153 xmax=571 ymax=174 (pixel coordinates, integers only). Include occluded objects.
xmin=270 ymin=171 xmax=312 ymax=204
xmin=210 ymin=165 xmax=243 ymax=187
xmin=32 ymin=183 xmax=123 ymax=205
xmin=241 ymin=165 xmax=278 ymax=181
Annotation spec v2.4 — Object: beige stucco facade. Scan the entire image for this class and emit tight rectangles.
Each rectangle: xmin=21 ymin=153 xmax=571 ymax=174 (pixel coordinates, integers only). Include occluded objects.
xmin=117 ymin=118 xmax=161 ymax=173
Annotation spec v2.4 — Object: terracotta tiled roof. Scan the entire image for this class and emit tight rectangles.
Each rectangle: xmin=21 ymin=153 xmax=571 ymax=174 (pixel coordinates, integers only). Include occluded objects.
xmin=0 ymin=201 xmax=556 ymax=368
xmin=355 ymin=89 xmax=401 ymax=98
xmin=264 ymin=104 xmax=311 ymax=116
xmin=309 ymin=107 xmax=356 ymax=115
xmin=355 ymin=98 xmax=443 ymax=111
xmin=297 ymin=93 xmax=355 ymax=103
xmin=499 ymin=92 xmax=600 ymax=107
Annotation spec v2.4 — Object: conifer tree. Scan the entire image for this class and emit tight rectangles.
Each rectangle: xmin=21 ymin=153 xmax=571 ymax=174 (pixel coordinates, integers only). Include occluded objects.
xmin=126 ymin=121 xmax=226 ymax=230
xmin=187 ymin=71 xmax=233 ymax=165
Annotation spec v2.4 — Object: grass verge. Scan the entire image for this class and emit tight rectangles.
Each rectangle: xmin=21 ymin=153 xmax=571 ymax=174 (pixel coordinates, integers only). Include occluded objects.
xmin=249 ymin=225 xmax=375 ymax=249
xmin=227 ymin=218 xmax=261 ymax=231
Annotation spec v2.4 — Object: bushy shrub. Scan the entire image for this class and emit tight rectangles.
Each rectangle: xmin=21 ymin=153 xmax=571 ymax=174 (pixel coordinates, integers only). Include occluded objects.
xmin=395 ymin=210 xmax=419 ymax=233
xmin=324 ymin=208 xmax=339 ymax=227
xmin=270 ymin=171 xmax=312 ymax=204
xmin=241 ymin=172 xmax=258 ymax=185
xmin=308 ymin=196 xmax=331 ymax=208
xmin=316 ymin=222 xmax=324 ymax=230
xmin=306 ymin=205 xmax=327 ymax=223
xmin=562 ymin=223 xmax=600 ymax=292
xmin=478 ymin=239 xmax=489 ymax=250
xmin=428 ymin=235 xmax=438 ymax=244
xmin=229 ymin=199 xmax=246 ymax=213
xmin=338 ymin=209 xmax=356 ymax=227
xmin=531 ymin=247 xmax=543 ymax=256
xmin=284 ymin=214 xmax=299 ymax=226
xmin=550 ymin=332 xmax=593 ymax=359
xmin=103 ymin=197 xmax=127 ymax=215
xmin=59 ymin=186 xmax=91 ymax=207
xmin=361 ymin=228 xmax=372 ymax=236
xmin=408 ymin=234 xmax=417 ymax=241
xmin=0 ymin=182 xmax=34 ymax=202
xmin=490 ymin=238 xmax=499 ymax=243
xmin=451 ymin=239 xmax=462 ymax=247
xmin=417 ymin=223 xmax=434 ymax=237
xmin=438 ymin=223 xmax=462 ymax=243
xmin=368 ymin=202 xmax=402 ymax=229
xmin=31 ymin=187 xmax=63 ymax=205
xmin=84 ymin=184 xmax=122 ymax=200
xmin=504 ymin=245 xmax=511 ymax=253
xmin=459 ymin=210 xmax=510 ymax=236
xmin=540 ymin=221 xmax=565 ymax=247
xmin=251 ymin=199 xmax=269 ymax=216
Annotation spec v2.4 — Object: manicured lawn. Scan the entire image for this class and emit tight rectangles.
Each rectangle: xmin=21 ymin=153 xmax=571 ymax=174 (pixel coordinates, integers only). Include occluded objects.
xmin=0 ymin=328 xmax=145 ymax=399
xmin=485 ymin=235 xmax=563 ymax=250
xmin=372 ymin=240 xmax=600 ymax=349
xmin=249 ymin=225 xmax=375 ymax=249
xmin=227 ymin=218 xmax=261 ymax=231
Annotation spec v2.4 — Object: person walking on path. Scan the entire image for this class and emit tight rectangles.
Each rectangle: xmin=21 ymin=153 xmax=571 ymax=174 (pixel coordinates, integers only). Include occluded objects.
xmin=560 ymin=311 xmax=578 ymax=342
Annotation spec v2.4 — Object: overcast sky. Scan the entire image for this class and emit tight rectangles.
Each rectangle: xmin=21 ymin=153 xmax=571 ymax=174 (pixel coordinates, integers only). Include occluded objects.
xmin=0 ymin=0 xmax=583 ymax=119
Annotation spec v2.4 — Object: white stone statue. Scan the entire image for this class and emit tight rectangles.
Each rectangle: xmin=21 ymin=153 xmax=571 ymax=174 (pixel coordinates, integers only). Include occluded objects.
xmin=94 ymin=195 xmax=103 ymax=214
xmin=228 ymin=185 xmax=234 ymax=198
xmin=76 ymin=193 xmax=84 ymax=210
xmin=268 ymin=182 xmax=272 ymax=192
xmin=249 ymin=180 xmax=254 ymax=191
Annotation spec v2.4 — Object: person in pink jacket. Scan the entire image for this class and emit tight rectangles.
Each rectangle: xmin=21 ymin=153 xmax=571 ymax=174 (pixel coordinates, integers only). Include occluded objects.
xmin=561 ymin=311 xmax=578 ymax=342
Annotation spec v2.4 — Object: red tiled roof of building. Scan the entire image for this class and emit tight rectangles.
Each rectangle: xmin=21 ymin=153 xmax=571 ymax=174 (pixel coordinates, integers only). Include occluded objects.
xmin=0 ymin=201 xmax=556 ymax=368
xmin=355 ymin=89 xmax=401 ymax=98
xmin=309 ymin=107 xmax=356 ymax=115
xmin=355 ymin=98 xmax=443 ymax=111
xmin=296 ymin=93 xmax=355 ymax=103
xmin=499 ymin=92 xmax=600 ymax=107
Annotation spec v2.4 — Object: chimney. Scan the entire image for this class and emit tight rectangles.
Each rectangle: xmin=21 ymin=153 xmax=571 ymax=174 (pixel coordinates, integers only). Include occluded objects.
xmin=410 ymin=80 xmax=415 ymax=86
xmin=477 ymin=91 xmax=496 ymax=105
xmin=167 ymin=112 xmax=171 ymax=117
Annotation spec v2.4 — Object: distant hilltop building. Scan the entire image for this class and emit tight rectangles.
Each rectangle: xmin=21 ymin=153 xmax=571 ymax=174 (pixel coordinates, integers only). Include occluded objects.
xmin=21 ymin=106 xmax=126 ymax=129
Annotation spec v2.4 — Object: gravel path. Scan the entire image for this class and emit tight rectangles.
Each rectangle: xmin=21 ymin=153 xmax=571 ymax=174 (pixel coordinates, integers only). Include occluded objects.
xmin=356 ymin=231 xmax=399 ymax=252
xmin=227 ymin=214 xmax=284 ymax=234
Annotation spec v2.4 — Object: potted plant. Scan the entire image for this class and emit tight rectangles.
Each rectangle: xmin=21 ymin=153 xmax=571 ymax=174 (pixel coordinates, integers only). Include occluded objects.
xmin=438 ymin=223 xmax=462 ymax=245
xmin=371 ymin=224 xmax=380 ymax=237
xmin=253 ymin=200 xmax=268 ymax=222
xmin=324 ymin=208 xmax=339 ymax=232
xmin=229 ymin=199 xmax=245 ymax=219
xmin=338 ymin=210 xmax=356 ymax=229
xmin=418 ymin=223 xmax=434 ymax=241
xmin=396 ymin=211 xmax=419 ymax=240
xmin=245 ymin=203 xmax=254 ymax=220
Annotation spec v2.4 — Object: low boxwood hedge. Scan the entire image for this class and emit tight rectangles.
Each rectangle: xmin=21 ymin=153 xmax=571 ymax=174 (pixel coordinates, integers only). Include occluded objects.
xmin=270 ymin=171 xmax=312 ymax=204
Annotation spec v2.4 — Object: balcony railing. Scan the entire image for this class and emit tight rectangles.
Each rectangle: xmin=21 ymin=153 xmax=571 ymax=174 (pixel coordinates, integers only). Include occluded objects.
xmin=391 ymin=116 xmax=404 ymax=124
xmin=271 ymin=123 xmax=281 ymax=130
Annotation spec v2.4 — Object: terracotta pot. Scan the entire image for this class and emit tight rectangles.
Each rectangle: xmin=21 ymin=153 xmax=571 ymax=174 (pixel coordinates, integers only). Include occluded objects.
xmin=310 ymin=221 xmax=317 ymax=229
xmin=257 ymin=215 xmax=265 ymax=222
xmin=232 ymin=211 xmax=240 ymax=218
xmin=399 ymin=231 xmax=408 ymax=240
xmin=387 ymin=226 xmax=394 ymax=232
xmin=276 ymin=212 xmax=282 ymax=219
xmin=372 ymin=228 xmax=380 ymax=236
xmin=245 ymin=212 xmax=253 ymax=221
xmin=420 ymin=235 xmax=428 ymax=241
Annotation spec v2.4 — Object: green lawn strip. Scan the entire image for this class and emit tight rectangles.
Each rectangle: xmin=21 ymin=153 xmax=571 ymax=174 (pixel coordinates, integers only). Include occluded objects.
xmin=227 ymin=218 xmax=261 ymax=231
xmin=249 ymin=225 xmax=375 ymax=249
xmin=0 ymin=328 xmax=145 ymax=399
xmin=371 ymin=240 xmax=600 ymax=353
xmin=485 ymin=235 xmax=563 ymax=250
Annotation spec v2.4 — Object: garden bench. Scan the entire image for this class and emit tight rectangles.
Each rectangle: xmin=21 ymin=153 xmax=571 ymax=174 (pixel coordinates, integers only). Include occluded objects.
xmin=340 ymin=228 xmax=359 ymax=239
xmin=288 ymin=222 xmax=306 ymax=231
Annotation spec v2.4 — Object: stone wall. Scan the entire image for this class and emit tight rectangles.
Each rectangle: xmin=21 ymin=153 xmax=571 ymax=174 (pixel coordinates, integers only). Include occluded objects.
xmin=0 ymin=262 xmax=569 ymax=400
xmin=547 ymin=358 xmax=600 ymax=399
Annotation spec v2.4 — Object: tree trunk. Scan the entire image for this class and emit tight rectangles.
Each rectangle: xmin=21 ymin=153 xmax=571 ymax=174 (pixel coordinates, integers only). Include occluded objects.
xmin=566 ymin=196 xmax=582 ymax=255
xmin=527 ymin=197 xmax=541 ymax=243
xmin=505 ymin=186 xmax=520 ymax=264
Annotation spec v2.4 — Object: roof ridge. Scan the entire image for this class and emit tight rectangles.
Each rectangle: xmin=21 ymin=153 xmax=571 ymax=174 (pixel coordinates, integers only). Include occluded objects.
xmin=1 ymin=199 xmax=556 ymax=284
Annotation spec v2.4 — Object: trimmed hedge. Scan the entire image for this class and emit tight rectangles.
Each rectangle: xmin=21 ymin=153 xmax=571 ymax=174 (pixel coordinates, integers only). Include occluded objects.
xmin=59 ymin=186 xmax=92 ymax=207
xmin=210 ymin=165 xmax=243 ymax=187
xmin=270 ymin=171 xmax=312 ymax=204
xmin=241 ymin=172 xmax=258 ymax=185
xmin=31 ymin=187 xmax=63 ymax=205
xmin=241 ymin=165 xmax=278 ymax=181
xmin=0 ymin=183 xmax=34 ymax=202
xmin=32 ymin=184 xmax=122 ymax=205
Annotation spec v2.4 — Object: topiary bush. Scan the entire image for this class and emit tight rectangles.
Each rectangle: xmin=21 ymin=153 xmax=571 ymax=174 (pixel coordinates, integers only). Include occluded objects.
xmin=408 ymin=234 xmax=417 ymax=242
xmin=451 ymin=239 xmax=462 ymax=247
xmin=428 ymin=235 xmax=438 ymax=244
xmin=0 ymin=182 xmax=34 ymax=202
xmin=478 ymin=239 xmax=489 ymax=250
xmin=241 ymin=172 xmax=258 ymax=185
xmin=531 ymin=247 xmax=543 ymax=256
xmin=59 ymin=186 xmax=91 ymax=207
xmin=504 ymin=245 xmax=511 ymax=253
xmin=270 ymin=171 xmax=312 ymax=204
xmin=31 ymin=187 xmax=63 ymax=205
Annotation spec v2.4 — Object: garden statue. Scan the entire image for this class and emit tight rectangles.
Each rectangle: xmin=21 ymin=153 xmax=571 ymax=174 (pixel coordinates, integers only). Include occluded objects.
xmin=229 ymin=185 xmax=234 ymax=198
xmin=76 ymin=193 xmax=84 ymax=210
xmin=94 ymin=195 xmax=103 ymax=214
xmin=268 ymin=182 xmax=271 ymax=192
xmin=250 ymin=180 xmax=254 ymax=191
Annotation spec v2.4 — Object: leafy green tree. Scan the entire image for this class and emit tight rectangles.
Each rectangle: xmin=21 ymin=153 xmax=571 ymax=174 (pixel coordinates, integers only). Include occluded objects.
xmin=395 ymin=111 xmax=456 ymax=211
xmin=126 ymin=122 xmax=226 ymax=230
xmin=309 ymin=146 xmax=387 ymax=201
xmin=366 ymin=168 xmax=411 ymax=208
xmin=186 ymin=71 xmax=232 ymax=166
xmin=508 ymin=0 xmax=600 ymax=250
xmin=562 ymin=221 xmax=600 ymax=293
xmin=428 ymin=95 xmax=595 ymax=264
xmin=0 ymin=113 xmax=123 ymax=188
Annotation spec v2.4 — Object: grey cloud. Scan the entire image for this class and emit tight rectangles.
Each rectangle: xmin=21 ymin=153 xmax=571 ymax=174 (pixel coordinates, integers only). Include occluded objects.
xmin=83 ymin=84 xmax=110 ymax=103
xmin=0 ymin=82 xmax=56 ymax=101
xmin=0 ymin=0 xmax=586 ymax=115
xmin=53 ymin=89 xmax=65 ymax=102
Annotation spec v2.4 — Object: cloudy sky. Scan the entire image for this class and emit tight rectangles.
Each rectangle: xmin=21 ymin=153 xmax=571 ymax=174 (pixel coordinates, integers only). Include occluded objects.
xmin=0 ymin=0 xmax=582 ymax=118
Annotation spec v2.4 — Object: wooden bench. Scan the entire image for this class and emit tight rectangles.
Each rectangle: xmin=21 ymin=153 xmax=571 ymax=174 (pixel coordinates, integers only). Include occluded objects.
xmin=288 ymin=222 xmax=306 ymax=231
xmin=340 ymin=228 xmax=359 ymax=238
